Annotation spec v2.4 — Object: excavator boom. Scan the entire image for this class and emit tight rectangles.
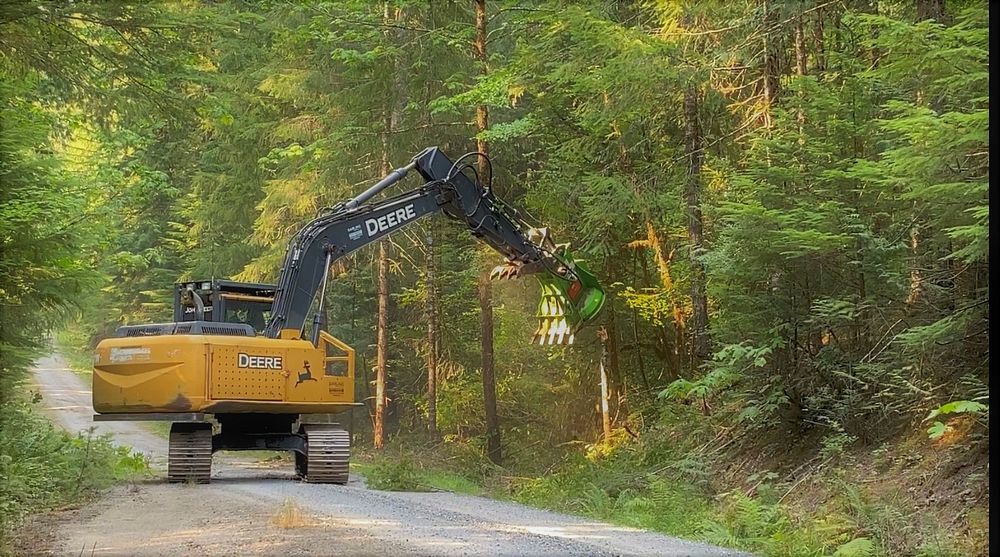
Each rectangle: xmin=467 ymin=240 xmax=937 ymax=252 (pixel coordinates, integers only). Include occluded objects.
xmin=264 ymin=146 xmax=604 ymax=344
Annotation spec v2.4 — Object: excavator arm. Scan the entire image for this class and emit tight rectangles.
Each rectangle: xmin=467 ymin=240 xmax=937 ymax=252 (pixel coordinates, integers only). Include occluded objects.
xmin=263 ymin=147 xmax=604 ymax=344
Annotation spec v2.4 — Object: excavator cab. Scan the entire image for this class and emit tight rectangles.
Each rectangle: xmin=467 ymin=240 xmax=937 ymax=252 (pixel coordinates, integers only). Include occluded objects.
xmin=174 ymin=279 xmax=275 ymax=334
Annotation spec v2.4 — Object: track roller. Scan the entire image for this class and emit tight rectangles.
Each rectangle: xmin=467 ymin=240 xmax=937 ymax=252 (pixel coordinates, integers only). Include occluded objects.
xmin=167 ymin=422 xmax=213 ymax=483
xmin=296 ymin=424 xmax=350 ymax=484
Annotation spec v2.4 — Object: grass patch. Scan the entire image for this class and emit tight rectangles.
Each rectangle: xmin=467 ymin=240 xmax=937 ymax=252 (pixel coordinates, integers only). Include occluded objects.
xmin=142 ymin=421 xmax=171 ymax=438
xmin=354 ymin=452 xmax=482 ymax=495
xmin=271 ymin=498 xmax=311 ymax=528
xmin=508 ymin=451 xmax=714 ymax=540
xmin=357 ymin=456 xmax=429 ymax=491
xmin=421 ymin=468 xmax=482 ymax=495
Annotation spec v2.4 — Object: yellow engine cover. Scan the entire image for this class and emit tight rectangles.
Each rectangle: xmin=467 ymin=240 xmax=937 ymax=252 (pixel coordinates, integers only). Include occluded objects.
xmin=93 ymin=331 xmax=357 ymax=415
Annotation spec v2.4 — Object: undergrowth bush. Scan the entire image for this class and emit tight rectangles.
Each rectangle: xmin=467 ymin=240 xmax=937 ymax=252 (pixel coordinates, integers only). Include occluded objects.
xmin=0 ymin=392 xmax=148 ymax=547
xmin=362 ymin=456 xmax=428 ymax=491
xmin=511 ymin=446 xmax=713 ymax=538
xmin=698 ymin=489 xmax=864 ymax=557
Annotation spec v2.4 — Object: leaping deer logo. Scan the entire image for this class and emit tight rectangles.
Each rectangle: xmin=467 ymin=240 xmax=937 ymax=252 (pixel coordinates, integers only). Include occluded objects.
xmin=296 ymin=361 xmax=317 ymax=386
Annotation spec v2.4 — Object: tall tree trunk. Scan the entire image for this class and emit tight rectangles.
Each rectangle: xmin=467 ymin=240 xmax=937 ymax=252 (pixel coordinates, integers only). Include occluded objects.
xmin=813 ymin=7 xmax=826 ymax=72
xmin=474 ymin=0 xmax=501 ymax=466
xmin=794 ymin=16 xmax=807 ymax=76
xmin=479 ymin=273 xmax=501 ymax=464
xmin=474 ymin=0 xmax=490 ymax=180
xmin=602 ymin=255 xmax=625 ymax=422
xmin=915 ymin=0 xmax=944 ymax=22
xmin=425 ymin=229 xmax=438 ymax=437
xmin=374 ymin=1 xmax=403 ymax=450
xmin=761 ymin=0 xmax=780 ymax=128
xmin=598 ymin=327 xmax=612 ymax=442
xmin=906 ymin=225 xmax=922 ymax=307
xmin=374 ymin=117 xmax=391 ymax=449
xmin=375 ymin=240 xmax=388 ymax=449
xmin=684 ymin=87 xmax=710 ymax=360
xmin=794 ymin=13 xmax=807 ymax=143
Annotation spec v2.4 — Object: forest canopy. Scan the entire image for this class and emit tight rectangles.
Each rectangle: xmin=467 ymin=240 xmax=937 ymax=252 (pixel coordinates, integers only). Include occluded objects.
xmin=0 ymin=1 xmax=988 ymax=555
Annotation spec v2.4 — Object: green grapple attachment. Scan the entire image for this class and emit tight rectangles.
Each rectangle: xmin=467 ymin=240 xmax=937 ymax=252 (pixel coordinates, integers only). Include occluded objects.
xmin=490 ymin=228 xmax=605 ymax=345
xmin=531 ymin=250 xmax=605 ymax=345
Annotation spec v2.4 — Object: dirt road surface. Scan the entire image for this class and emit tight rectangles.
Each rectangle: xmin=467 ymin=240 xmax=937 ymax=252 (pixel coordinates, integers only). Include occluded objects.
xmin=18 ymin=354 xmax=750 ymax=557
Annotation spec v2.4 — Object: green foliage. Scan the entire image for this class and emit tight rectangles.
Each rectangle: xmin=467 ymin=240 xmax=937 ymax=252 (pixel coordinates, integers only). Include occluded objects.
xmin=924 ymin=400 xmax=988 ymax=440
xmin=833 ymin=538 xmax=875 ymax=557
xmin=819 ymin=426 xmax=858 ymax=461
xmin=511 ymin=451 xmax=713 ymax=539
xmin=356 ymin=444 xmax=482 ymax=495
xmin=926 ymin=400 xmax=988 ymax=422
xmin=0 ymin=0 xmax=988 ymax=553
xmin=0 ymin=392 xmax=149 ymax=543
xmin=361 ymin=457 xmax=428 ymax=492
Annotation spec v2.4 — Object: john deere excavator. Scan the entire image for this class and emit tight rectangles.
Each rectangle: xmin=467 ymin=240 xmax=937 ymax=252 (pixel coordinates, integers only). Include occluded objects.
xmin=92 ymin=147 xmax=604 ymax=484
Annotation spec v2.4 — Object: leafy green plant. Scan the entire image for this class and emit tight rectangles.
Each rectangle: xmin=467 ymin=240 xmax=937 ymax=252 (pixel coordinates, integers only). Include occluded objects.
xmin=819 ymin=424 xmax=858 ymax=461
xmin=833 ymin=537 xmax=874 ymax=557
xmin=660 ymin=342 xmax=773 ymax=408
xmin=0 ymin=396 xmax=148 ymax=546
xmin=362 ymin=457 xmax=428 ymax=491
xmin=924 ymin=400 xmax=988 ymax=440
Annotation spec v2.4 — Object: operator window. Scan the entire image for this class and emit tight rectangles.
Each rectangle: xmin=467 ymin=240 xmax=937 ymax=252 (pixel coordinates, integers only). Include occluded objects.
xmin=325 ymin=341 xmax=349 ymax=377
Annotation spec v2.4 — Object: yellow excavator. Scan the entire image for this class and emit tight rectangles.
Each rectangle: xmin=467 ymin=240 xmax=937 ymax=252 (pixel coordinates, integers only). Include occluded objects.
xmin=92 ymin=147 xmax=604 ymax=483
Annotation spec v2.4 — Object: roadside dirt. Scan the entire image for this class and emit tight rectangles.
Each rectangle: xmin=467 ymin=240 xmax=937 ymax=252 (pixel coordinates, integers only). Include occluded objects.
xmin=17 ymin=354 xmax=750 ymax=557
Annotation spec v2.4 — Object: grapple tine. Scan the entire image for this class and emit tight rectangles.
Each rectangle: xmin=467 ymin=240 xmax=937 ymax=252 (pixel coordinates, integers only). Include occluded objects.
xmin=494 ymin=232 xmax=605 ymax=344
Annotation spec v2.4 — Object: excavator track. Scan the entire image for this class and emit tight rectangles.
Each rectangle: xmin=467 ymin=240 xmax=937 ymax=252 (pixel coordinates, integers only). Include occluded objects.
xmin=297 ymin=424 xmax=350 ymax=484
xmin=167 ymin=423 xmax=213 ymax=483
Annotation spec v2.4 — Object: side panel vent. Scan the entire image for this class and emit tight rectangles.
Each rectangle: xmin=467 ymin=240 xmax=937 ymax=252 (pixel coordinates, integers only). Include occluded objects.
xmin=123 ymin=325 xmax=175 ymax=337
xmin=114 ymin=321 xmax=255 ymax=338
xmin=201 ymin=325 xmax=252 ymax=336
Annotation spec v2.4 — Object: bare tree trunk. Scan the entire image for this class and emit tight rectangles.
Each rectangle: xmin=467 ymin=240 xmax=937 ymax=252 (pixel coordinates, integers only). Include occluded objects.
xmin=479 ymin=273 xmax=501 ymax=464
xmin=813 ymin=7 xmax=826 ymax=73
xmin=375 ymin=241 xmax=388 ymax=449
xmin=602 ymin=255 xmax=625 ymax=422
xmin=916 ymin=0 xmax=944 ymax=22
xmin=598 ymin=328 xmax=612 ymax=442
xmin=375 ymin=109 xmax=392 ymax=448
xmin=474 ymin=0 xmax=500 ymax=466
xmin=374 ymin=1 xmax=403 ymax=450
xmin=425 ymin=230 xmax=438 ymax=437
xmin=474 ymin=0 xmax=490 ymax=181
xmin=906 ymin=225 xmax=922 ymax=307
xmin=794 ymin=16 xmax=807 ymax=76
xmin=794 ymin=13 xmax=807 ymax=144
xmin=761 ymin=0 xmax=780 ymax=128
xmin=684 ymin=87 xmax=710 ymax=360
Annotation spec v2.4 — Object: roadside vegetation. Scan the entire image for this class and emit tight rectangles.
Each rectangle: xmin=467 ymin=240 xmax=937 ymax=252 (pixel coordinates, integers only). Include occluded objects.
xmin=0 ymin=382 xmax=150 ymax=552
xmin=359 ymin=423 xmax=986 ymax=557
xmin=1 ymin=1 xmax=988 ymax=556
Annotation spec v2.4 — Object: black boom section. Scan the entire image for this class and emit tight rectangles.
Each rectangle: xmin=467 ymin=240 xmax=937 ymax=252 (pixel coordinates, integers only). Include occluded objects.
xmin=263 ymin=147 xmax=551 ymax=339
xmin=414 ymin=147 xmax=548 ymax=265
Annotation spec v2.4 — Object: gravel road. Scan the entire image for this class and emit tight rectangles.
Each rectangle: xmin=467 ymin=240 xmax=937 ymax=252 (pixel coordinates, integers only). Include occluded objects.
xmin=20 ymin=354 xmax=751 ymax=557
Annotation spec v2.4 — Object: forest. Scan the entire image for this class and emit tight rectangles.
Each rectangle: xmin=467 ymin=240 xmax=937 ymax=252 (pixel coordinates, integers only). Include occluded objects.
xmin=0 ymin=1 xmax=988 ymax=556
